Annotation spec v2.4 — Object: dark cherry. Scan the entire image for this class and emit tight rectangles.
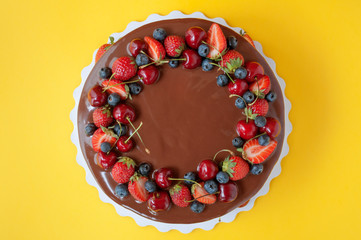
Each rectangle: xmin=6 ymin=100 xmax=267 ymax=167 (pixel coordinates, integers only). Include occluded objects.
xmin=147 ymin=191 xmax=171 ymax=212
xmin=197 ymin=159 xmax=219 ymax=181
xmin=128 ymin=38 xmax=148 ymax=57
xmin=236 ymin=119 xmax=258 ymax=140
xmin=182 ymin=49 xmax=202 ymax=69
xmin=185 ymin=26 xmax=207 ymax=49
xmin=96 ymin=151 xmax=117 ymax=170
xmin=218 ymin=181 xmax=238 ymax=203
xmin=138 ymin=65 xmax=160 ymax=85
xmin=245 ymin=62 xmax=264 ymax=83
xmin=116 ymin=135 xmax=134 ymax=152
xmin=112 ymin=104 xmax=136 ymax=124
xmin=260 ymin=117 xmax=281 ymax=138
xmin=153 ymin=168 xmax=173 ymax=189
xmin=228 ymin=79 xmax=249 ymax=96
xmin=87 ymin=85 xmax=107 ymax=107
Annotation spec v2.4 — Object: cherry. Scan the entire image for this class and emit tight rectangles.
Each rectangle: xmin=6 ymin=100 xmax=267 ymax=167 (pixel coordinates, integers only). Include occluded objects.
xmin=116 ymin=135 xmax=134 ymax=152
xmin=185 ymin=26 xmax=207 ymax=49
xmin=182 ymin=49 xmax=202 ymax=69
xmin=260 ymin=117 xmax=281 ymax=138
xmin=128 ymin=38 xmax=148 ymax=57
xmin=228 ymin=79 xmax=248 ymax=96
xmin=96 ymin=151 xmax=117 ymax=169
xmin=245 ymin=62 xmax=264 ymax=83
xmin=236 ymin=119 xmax=258 ymax=140
xmin=153 ymin=168 xmax=173 ymax=189
xmin=87 ymin=85 xmax=108 ymax=107
xmin=138 ymin=65 xmax=160 ymax=85
xmin=197 ymin=159 xmax=219 ymax=181
xmin=219 ymin=181 xmax=238 ymax=203
xmin=147 ymin=191 xmax=171 ymax=212
xmin=113 ymin=104 xmax=136 ymax=124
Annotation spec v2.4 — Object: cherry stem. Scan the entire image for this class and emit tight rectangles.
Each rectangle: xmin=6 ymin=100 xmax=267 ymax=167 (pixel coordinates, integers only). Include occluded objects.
xmin=209 ymin=62 xmax=235 ymax=83
xmin=229 ymin=94 xmax=247 ymax=106
xmin=126 ymin=117 xmax=150 ymax=154
xmin=212 ymin=149 xmax=235 ymax=161
xmin=168 ymin=178 xmax=201 ymax=187
xmin=125 ymin=121 xmax=143 ymax=143
xmin=186 ymin=192 xmax=220 ymax=202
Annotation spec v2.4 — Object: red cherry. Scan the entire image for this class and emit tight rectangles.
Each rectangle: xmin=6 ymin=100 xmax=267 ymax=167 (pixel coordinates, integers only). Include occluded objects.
xmin=197 ymin=159 xmax=219 ymax=181
xmin=236 ymin=119 xmax=258 ymax=140
xmin=147 ymin=191 xmax=171 ymax=212
xmin=182 ymin=49 xmax=202 ymax=69
xmin=128 ymin=38 xmax=148 ymax=57
xmin=96 ymin=151 xmax=117 ymax=169
xmin=153 ymin=168 xmax=173 ymax=189
xmin=138 ymin=65 xmax=160 ymax=85
xmin=116 ymin=135 xmax=134 ymax=152
xmin=87 ymin=85 xmax=107 ymax=107
xmin=260 ymin=117 xmax=281 ymax=138
xmin=113 ymin=104 xmax=136 ymax=124
xmin=228 ymin=79 xmax=248 ymax=96
xmin=219 ymin=181 xmax=238 ymax=203
xmin=185 ymin=26 xmax=207 ymax=49
xmin=245 ymin=62 xmax=264 ymax=83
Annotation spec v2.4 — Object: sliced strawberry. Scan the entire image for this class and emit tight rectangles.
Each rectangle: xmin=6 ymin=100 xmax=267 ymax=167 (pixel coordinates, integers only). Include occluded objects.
xmin=242 ymin=33 xmax=256 ymax=48
xmin=144 ymin=36 xmax=166 ymax=62
xmin=128 ymin=173 xmax=149 ymax=202
xmin=191 ymin=182 xmax=216 ymax=205
xmin=91 ymin=127 xmax=117 ymax=152
xmin=243 ymin=138 xmax=277 ymax=164
xmin=101 ymin=79 xmax=128 ymax=100
xmin=206 ymin=23 xmax=227 ymax=59
xmin=249 ymin=75 xmax=271 ymax=97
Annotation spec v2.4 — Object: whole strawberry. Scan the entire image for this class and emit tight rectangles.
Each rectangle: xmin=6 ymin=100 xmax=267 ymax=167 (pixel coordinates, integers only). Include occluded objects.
xmin=93 ymin=105 xmax=113 ymax=127
xmin=241 ymin=31 xmax=256 ymax=48
xmin=249 ymin=98 xmax=269 ymax=116
xmin=128 ymin=173 xmax=149 ymax=202
xmin=164 ymin=35 xmax=185 ymax=57
xmin=111 ymin=157 xmax=136 ymax=184
xmin=112 ymin=56 xmax=137 ymax=81
xmin=222 ymin=156 xmax=249 ymax=181
xmin=220 ymin=50 xmax=244 ymax=73
xmin=91 ymin=127 xmax=117 ymax=152
xmin=95 ymin=37 xmax=115 ymax=62
xmin=169 ymin=183 xmax=191 ymax=207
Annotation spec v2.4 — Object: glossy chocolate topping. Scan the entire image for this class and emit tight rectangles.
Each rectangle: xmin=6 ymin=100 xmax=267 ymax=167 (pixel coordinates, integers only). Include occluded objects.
xmin=78 ymin=18 xmax=285 ymax=223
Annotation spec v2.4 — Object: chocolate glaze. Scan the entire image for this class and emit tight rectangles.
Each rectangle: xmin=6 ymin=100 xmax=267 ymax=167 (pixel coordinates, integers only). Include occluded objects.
xmin=78 ymin=18 xmax=285 ymax=223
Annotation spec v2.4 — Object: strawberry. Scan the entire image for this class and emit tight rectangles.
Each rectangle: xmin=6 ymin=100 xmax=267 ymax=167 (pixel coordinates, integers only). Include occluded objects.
xmin=222 ymin=156 xmax=249 ymax=181
xmin=91 ymin=126 xmax=117 ymax=152
xmin=220 ymin=50 xmax=244 ymax=73
xmin=249 ymin=75 xmax=271 ymax=97
xmin=93 ymin=105 xmax=113 ymax=127
xmin=128 ymin=173 xmax=149 ymax=202
xmin=191 ymin=182 xmax=217 ymax=205
xmin=95 ymin=37 xmax=115 ymax=62
xmin=249 ymin=98 xmax=269 ymax=116
xmin=111 ymin=56 xmax=137 ymax=81
xmin=206 ymin=23 xmax=227 ymax=59
xmin=144 ymin=36 xmax=166 ymax=62
xmin=101 ymin=79 xmax=128 ymax=100
xmin=111 ymin=156 xmax=136 ymax=184
xmin=164 ymin=35 xmax=185 ymax=57
xmin=169 ymin=183 xmax=191 ymax=207
xmin=241 ymin=32 xmax=256 ymax=48
xmin=242 ymin=138 xmax=277 ymax=164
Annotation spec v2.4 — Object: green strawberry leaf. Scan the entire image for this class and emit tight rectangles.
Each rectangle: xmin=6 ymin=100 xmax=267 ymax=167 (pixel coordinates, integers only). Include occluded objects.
xmin=109 ymin=36 xmax=115 ymax=44
xmin=118 ymin=156 xmax=136 ymax=169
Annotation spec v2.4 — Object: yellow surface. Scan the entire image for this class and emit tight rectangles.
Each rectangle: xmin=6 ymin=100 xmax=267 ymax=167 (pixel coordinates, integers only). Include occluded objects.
xmin=1 ymin=0 xmax=361 ymax=239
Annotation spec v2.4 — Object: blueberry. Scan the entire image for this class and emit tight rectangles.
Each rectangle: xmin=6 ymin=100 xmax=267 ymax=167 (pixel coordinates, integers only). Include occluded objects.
xmin=216 ymin=171 xmax=229 ymax=184
xmin=190 ymin=201 xmax=205 ymax=213
xmin=100 ymin=142 xmax=112 ymax=153
xmin=254 ymin=116 xmax=267 ymax=127
xmin=198 ymin=44 xmax=210 ymax=57
xmin=139 ymin=163 xmax=152 ymax=176
xmin=232 ymin=137 xmax=244 ymax=148
xmin=202 ymin=59 xmax=214 ymax=71
xmin=235 ymin=97 xmax=246 ymax=109
xmin=115 ymin=184 xmax=129 ymax=198
xmin=227 ymin=36 xmax=238 ymax=49
xmin=153 ymin=28 xmax=167 ymax=42
xmin=243 ymin=91 xmax=255 ymax=103
xmin=234 ymin=67 xmax=247 ymax=79
xmin=145 ymin=180 xmax=157 ymax=193
xmin=113 ymin=123 xmax=127 ymax=137
xmin=184 ymin=172 xmax=197 ymax=185
xmin=135 ymin=53 xmax=149 ymax=66
xmin=168 ymin=59 xmax=179 ymax=68
xmin=99 ymin=67 xmax=112 ymax=79
xmin=85 ymin=123 xmax=97 ymax=136
xmin=129 ymin=82 xmax=142 ymax=95
xmin=258 ymin=134 xmax=270 ymax=146
xmin=250 ymin=164 xmax=263 ymax=175
xmin=217 ymin=74 xmax=229 ymax=87
xmin=107 ymin=93 xmax=121 ymax=106
xmin=204 ymin=180 xmax=218 ymax=194
xmin=266 ymin=91 xmax=277 ymax=102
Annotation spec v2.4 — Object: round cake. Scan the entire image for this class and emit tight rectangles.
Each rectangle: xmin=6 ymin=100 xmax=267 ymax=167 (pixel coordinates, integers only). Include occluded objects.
xmin=78 ymin=18 xmax=284 ymax=224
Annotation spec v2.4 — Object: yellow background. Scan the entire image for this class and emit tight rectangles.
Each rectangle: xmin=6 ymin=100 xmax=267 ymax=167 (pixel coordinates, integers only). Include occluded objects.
xmin=1 ymin=0 xmax=361 ymax=239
